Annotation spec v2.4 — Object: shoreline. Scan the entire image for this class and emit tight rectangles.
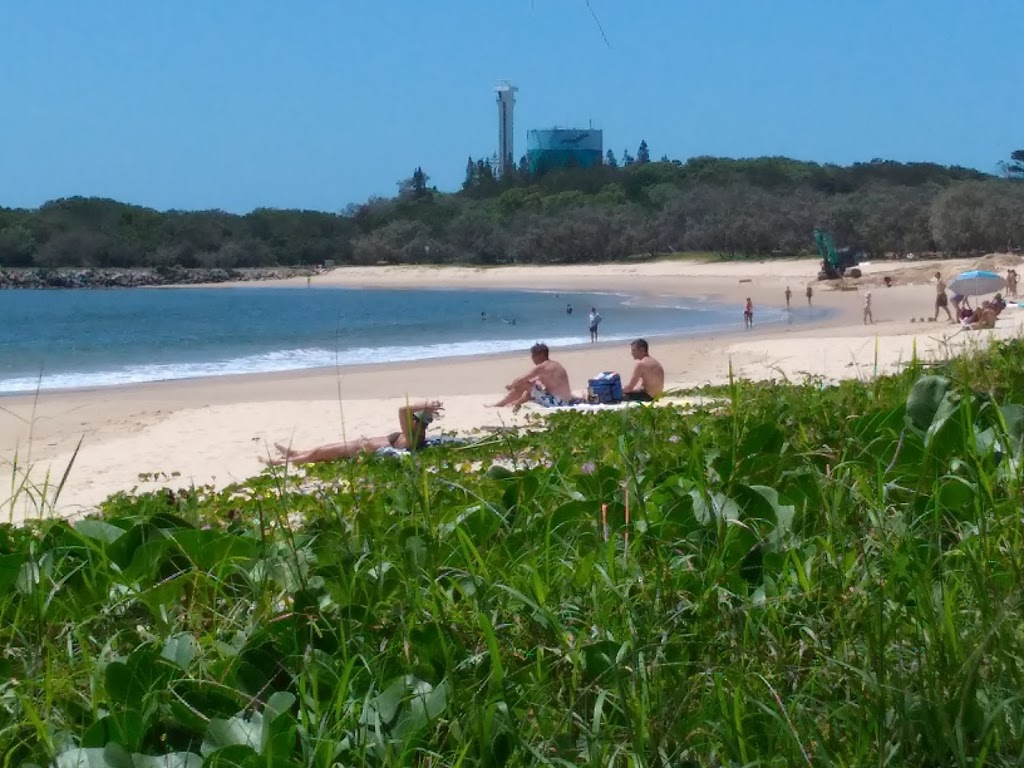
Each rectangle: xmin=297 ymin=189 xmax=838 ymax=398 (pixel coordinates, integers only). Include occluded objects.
xmin=0 ymin=301 xmax=836 ymax=400
xmin=2 ymin=254 xmax=1021 ymax=523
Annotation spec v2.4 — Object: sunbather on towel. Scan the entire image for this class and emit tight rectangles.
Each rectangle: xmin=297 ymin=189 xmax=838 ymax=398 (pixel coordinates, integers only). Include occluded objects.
xmin=262 ymin=400 xmax=444 ymax=466
xmin=491 ymin=342 xmax=578 ymax=409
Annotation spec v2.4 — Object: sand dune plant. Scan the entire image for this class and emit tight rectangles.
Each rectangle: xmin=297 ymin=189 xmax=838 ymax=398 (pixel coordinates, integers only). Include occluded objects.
xmin=5 ymin=339 xmax=1024 ymax=765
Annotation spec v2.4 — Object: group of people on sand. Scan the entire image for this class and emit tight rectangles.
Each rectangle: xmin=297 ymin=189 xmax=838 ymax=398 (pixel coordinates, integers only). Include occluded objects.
xmin=782 ymin=285 xmax=814 ymax=310
xmin=748 ymin=285 xmax=820 ymax=328
xmin=264 ymin=339 xmax=665 ymax=466
xmin=933 ymin=271 xmax=1008 ymax=330
xmin=491 ymin=339 xmax=663 ymax=410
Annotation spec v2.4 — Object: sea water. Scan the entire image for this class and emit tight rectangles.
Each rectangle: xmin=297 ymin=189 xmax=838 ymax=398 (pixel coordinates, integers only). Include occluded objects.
xmin=0 ymin=286 xmax=825 ymax=394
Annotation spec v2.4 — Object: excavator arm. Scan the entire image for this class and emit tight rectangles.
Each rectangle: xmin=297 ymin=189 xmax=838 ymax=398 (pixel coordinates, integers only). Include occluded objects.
xmin=814 ymin=228 xmax=858 ymax=280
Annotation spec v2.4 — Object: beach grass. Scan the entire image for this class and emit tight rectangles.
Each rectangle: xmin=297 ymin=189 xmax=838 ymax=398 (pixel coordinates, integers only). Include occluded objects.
xmin=4 ymin=338 xmax=1024 ymax=765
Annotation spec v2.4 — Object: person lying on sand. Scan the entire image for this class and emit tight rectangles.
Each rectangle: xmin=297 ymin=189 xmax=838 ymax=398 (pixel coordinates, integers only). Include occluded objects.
xmin=262 ymin=400 xmax=444 ymax=466
xmin=962 ymin=300 xmax=1002 ymax=331
xmin=492 ymin=342 xmax=578 ymax=409
xmin=622 ymin=338 xmax=665 ymax=402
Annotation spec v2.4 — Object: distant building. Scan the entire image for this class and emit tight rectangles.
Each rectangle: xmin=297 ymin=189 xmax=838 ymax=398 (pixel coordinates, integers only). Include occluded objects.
xmin=527 ymin=128 xmax=604 ymax=174
xmin=494 ymin=82 xmax=518 ymax=177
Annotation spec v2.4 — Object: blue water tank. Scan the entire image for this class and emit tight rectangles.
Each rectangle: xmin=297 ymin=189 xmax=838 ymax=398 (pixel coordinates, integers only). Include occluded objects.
xmin=527 ymin=129 xmax=603 ymax=174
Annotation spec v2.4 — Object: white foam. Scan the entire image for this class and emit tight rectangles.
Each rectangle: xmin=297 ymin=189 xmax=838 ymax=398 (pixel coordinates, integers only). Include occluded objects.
xmin=0 ymin=306 xmax=808 ymax=395
xmin=0 ymin=333 xmax=617 ymax=394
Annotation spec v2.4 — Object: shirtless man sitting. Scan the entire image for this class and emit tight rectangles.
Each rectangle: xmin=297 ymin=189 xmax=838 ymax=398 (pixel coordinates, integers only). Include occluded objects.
xmin=622 ymin=338 xmax=665 ymax=402
xmin=492 ymin=342 xmax=577 ymax=408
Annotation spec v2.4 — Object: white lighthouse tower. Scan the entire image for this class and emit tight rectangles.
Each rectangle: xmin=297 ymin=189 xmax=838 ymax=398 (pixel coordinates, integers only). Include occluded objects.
xmin=494 ymin=81 xmax=518 ymax=176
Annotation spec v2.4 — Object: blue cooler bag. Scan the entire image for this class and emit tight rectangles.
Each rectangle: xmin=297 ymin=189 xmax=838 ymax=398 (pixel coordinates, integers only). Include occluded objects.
xmin=588 ymin=372 xmax=623 ymax=404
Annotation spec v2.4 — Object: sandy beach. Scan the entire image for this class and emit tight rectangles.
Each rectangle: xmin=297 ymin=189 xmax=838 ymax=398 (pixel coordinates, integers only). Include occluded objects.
xmin=3 ymin=253 xmax=1022 ymax=523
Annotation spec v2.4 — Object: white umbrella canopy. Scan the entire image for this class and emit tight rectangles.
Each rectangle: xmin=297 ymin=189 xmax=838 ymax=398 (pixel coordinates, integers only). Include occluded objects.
xmin=947 ymin=270 xmax=1006 ymax=297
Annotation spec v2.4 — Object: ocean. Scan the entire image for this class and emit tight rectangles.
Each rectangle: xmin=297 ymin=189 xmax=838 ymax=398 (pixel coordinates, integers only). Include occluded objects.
xmin=0 ymin=286 xmax=824 ymax=394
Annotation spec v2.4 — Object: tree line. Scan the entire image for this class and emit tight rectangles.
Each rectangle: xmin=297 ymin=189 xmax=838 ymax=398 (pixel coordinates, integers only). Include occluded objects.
xmin=1 ymin=151 xmax=1021 ymax=270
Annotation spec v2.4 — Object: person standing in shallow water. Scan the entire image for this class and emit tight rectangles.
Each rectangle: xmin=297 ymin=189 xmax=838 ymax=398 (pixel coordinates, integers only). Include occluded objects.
xmin=785 ymin=286 xmax=792 ymax=309
xmin=743 ymin=298 xmax=754 ymax=329
xmin=805 ymin=285 xmax=813 ymax=306
xmin=588 ymin=307 xmax=602 ymax=342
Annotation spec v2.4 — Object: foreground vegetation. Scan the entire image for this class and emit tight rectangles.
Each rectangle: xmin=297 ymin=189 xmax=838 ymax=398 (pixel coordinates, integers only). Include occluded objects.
xmin=3 ymin=153 xmax=1023 ymax=271
xmin=5 ymin=338 xmax=1024 ymax=765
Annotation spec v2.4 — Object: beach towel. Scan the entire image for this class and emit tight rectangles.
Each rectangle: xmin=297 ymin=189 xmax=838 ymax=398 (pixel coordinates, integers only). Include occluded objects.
xmin=375 ymin=435 xmax=472 ymax=458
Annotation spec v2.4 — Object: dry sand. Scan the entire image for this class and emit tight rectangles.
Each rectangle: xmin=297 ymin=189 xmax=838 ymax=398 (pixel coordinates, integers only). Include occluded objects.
xmin=2 ymin=253 xmax=1022 ymax=523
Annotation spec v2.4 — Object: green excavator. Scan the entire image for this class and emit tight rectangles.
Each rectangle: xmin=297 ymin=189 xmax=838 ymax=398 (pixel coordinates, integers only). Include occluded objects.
xmin=814 ymin=229 xmax=862 ymax=280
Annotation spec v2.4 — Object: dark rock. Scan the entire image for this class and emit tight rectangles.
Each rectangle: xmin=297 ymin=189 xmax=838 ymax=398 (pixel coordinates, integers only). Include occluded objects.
xmin=0 ymin=266 xmax=315 ymax=290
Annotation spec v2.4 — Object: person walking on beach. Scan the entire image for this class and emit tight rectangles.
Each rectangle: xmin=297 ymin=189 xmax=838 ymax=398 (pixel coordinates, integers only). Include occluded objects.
xmin=263 ymin=400 xmax=445 ymax=466
xmin=743 ymin=298 xmax=754 ymax=329
xmin=566 ymin=303 xmax=573 ymax=315
xmin=784 ymin=286 xmax=792 ymax=309
xmin=588 ymin=307 xmax=602 ymax=342
xmin=805 ymin=285 xmax=813 ymax=306
xmin=863 ymin=291 xmax=873 ymax=324
xmin=932 ymin=272 xmax=953 ymax=322
xmin=622 ymin=338 xmax=665 ymax=402
xmin=492 ymin=343 xmax=577 ymax=409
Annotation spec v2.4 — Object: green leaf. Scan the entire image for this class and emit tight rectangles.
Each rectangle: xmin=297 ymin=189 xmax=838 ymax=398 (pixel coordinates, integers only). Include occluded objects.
xmin=168 ymin=529 xmax=259 ymax=573
xmin=485 ymin=464 xmax=516 ymax=480
xmin=104 ymin=647 xmax=173 ymax=708
xmin=363 ymin=677 xmax=407 ymax=729
xmin=130 ymin=753 xmax=203 ymax=768
xmin=74 ymin=519 xmax=127 ymax=545
xmin=905 ymin=375 xmax=951 ymax=433
xmin=261 ymin=691 xmax=297 ymax=758
xmin=393 ymin=678 xmax=450 ymax=739
xmin=54 ymin=748 xmax=112 ymax=768
xmin=50 ymin=748 xmax=199 ymax=768
xmin=202 ymin=714 xmax=262 ymax=755
xmin=199 ymin=744 xmax=259 ymax=767
xmin=161 ymin=633 xmax=199 ymax=671
xmin=690 ymin=490 xmax=739 ymax=524
xmin=0 ymin=553 xmax=24 ymax=591
xmin=999 ymin=403 xmax=1024 ymax=456
xmin=937 ymin=477 xmax=977 ymax=519
xmin=99 ymin=744 xmax=133 ymax=768
xmin=167 ymin=680 xmax=248 ymax=732
xmin=582 ymin=640 xmax=624 ymax=681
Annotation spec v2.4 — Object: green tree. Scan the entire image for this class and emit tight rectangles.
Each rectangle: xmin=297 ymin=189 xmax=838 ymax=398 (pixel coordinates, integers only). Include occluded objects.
xmin=462 ymin=156 xmax=477 ymax=191
xmin=636 ymin=140 xmax=651 ymax=164
xmin=605 ymin=149 xmax=618 ymax=168
xmin=622 ymin=149 xmax=635 ymax=166
xmin=0 ymin=224 xmax=36 ymax=266
xmin=398 ymin=167 xmax=430 ymax=199
xmin=1001 ymin=150 xmax=1024 ymax=179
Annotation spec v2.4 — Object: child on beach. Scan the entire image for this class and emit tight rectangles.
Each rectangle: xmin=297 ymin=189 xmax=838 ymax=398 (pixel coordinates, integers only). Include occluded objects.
xmin=863 ymin=292 xmax=873 ymax=324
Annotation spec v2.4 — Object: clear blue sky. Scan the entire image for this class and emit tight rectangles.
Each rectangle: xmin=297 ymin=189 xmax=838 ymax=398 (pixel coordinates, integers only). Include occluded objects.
xmin=1 ymin=1 xmax=1019 ymax=214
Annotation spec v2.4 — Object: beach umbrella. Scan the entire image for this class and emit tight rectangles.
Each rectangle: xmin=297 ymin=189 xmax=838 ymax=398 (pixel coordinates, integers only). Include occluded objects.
xmin=947 ymin=270 xmax=1006 ymax=297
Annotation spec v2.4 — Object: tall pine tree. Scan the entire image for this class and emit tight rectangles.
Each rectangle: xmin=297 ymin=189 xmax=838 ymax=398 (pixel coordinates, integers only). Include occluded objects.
xmin=462 ymin=156 xmax=477 ymax=191
xmin=636 ymin=140 xmax=650 ymax=164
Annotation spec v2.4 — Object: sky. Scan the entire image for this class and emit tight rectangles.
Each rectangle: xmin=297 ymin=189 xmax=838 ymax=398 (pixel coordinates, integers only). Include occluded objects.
xmin=0 ymin=0 xmax=1020 ymax=214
